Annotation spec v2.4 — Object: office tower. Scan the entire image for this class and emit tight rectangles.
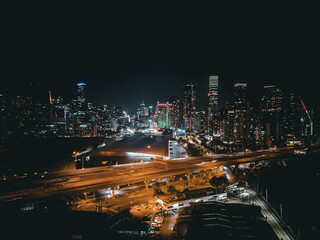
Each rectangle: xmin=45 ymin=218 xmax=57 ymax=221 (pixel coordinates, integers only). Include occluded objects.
xmin=261 ymin=85 xmax=283 ymax=114
xmin=156 ymin=102 xmax=172 ymax=129
xmin=198 ymin=110 xmax=206 ymax=135
xmin=139 ymin=100 xmax=148 ymax=117
xmin=207 ymin=76 xmax=219 ymax=136
xmin=208 ymin=76 xmax=219 ymax=111
xmin=169 ymin=96 xmax=180 ymax=128
xmin=260 ymin=85 xmax=284 ymax=145
xmin=76 ymin=82 xmax=87 ymax=124
xmin=148 ymin=105 xmax=153 ymax=116
xmin=233 ymin=83 xmax=249 ymax=143
xmin=183 ymin=83 xmax=196 ymax=131
xmin=283 ymin=93 xmax=300 ymax=138
xmin=234 ymin=83 xmax=248 ymax=110
xmin=77 ymin=82 xmax=86 ymax=105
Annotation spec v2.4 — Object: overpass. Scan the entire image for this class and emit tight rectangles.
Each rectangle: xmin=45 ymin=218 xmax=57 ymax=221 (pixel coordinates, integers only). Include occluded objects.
xmin=0 ymin=147 xmax=293 ymax=202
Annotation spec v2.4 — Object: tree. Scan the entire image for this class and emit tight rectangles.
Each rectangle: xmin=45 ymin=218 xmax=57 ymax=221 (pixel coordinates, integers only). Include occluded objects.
xmin=167 ymin=185 xmax=177 ymax=195
xmin=209 ymin=175 xmax=229 ymax=189
xmin=187 ymin=143 xmax=201 ymax=156
xmin=153 ymin=182 xmax=164 ymax=196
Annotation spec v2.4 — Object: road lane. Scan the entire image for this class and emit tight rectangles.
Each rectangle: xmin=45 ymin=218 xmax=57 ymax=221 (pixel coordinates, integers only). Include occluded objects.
xmin=0 ymin=148 xmax=293 ymax=201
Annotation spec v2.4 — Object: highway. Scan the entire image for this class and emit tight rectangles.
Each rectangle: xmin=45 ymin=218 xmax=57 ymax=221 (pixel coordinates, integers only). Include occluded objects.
xmin=0 ymin=148 xmax=293 ymax=202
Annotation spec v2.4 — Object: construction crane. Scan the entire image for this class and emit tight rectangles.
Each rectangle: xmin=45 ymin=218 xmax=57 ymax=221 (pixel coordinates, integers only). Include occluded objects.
xmin=49 ymin=90 xmax=58 ymax=118
xmin=300 ymin=98 xmax=313 ymax=136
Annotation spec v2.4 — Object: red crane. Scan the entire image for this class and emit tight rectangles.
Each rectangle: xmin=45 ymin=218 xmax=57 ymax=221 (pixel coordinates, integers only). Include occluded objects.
xmin=300 ymin=97 xmax=313 ymax=136
xmin=49 ymin=90 xmax=57 ymax=118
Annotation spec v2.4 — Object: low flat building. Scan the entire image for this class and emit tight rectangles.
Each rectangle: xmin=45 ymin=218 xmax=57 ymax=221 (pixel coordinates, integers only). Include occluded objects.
xmin=176 ymin=201 xmax=277 ymax=239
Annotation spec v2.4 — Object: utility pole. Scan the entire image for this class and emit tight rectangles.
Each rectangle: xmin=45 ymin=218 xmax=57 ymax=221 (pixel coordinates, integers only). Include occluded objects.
xmin=82 ymin=157 xmax=84 ymax=169
xmin=265 ymin=188 xmax=268 ymax=202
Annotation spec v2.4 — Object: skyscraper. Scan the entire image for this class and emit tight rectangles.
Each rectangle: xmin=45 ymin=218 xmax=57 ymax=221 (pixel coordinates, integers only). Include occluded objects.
xmin=261 ymin=85 xmax=283 ymax=114
xmin=70 ymin=83 xmax=88 ymax=136
xmin=77 ymin=82 xmax=86 ymax=105
xmin=169 ymin=96 xmax=180 ymax=128
xmin=156 ymin=102 xmax=172 ymax=129
xmin=233 ymin=83 xmax=249 ymax=143
xmin=208 ymin=76 xmax=219 ymax=111
xmin=207 ymin=76 xmax=219 ymax=136
xmin=283 ymin=93 xmax=300 ymax=138
xmin=260 ymin=85 xmax=284 ymax=145
xmin=183 ymin=83 xmax=196 ymax=131
xmin=234 ymin=83 xmax=248 ymax=110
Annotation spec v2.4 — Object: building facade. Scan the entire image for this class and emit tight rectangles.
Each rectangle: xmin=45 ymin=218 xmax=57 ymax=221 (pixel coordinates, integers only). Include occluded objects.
xmin=183 ymin=83 xmax=196 ymax=131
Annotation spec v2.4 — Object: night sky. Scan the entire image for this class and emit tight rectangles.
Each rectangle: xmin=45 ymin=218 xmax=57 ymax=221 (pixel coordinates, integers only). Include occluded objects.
xmin=1 ymin=2 xmax=319 ymax=114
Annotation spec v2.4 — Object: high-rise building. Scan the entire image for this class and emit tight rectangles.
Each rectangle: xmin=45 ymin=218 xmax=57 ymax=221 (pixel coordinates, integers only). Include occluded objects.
xmin=234 ymin=83 xmax=248 ymax=110
xmin=148 ymin=105 xmax=153 ymax=116
xmin=156 ymin=102 xmax=172 ymax=129
xmin=198 ymin=110 xmax=206 ymax=135
xmin=233 ymin=83 xmax=249 ymax=143
xmin=260 ymin=85 xmax=285 ymax=145
xmin=169 ymin=96 xmax=180 ymax=128
xmin=76 ymin=82 xmax=87 ymax=124
xmin=207 ymin=76 xmax=219 ymax=136
xmin=77 ymin=82 xmax=86 ymax=104
xmin=208 ymin=76 xmax=219 ymax=111
xmin=283 ymin=93 xmax=300 ymax=138
xmin=139 ymin=100 xmax=148 ymax=117
xmin=261 ymin=85 xmax=283 ymax=114
xmin=183 ymin=83 xmax=196 ymax=131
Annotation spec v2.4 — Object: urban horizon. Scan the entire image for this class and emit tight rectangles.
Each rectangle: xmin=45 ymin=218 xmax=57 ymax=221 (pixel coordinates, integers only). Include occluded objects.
xmin=1 ymin=2 xmax=319 ymax=240
xmin=0 ymin=76 xmax=317 ymax=146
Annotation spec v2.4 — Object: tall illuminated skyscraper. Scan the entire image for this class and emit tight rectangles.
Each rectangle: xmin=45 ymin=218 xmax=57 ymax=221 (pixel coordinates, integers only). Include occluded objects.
xmin=183 ymin=83 xmax=196 ymax=131
xmin=208 ymin=76 xmax=219 ymax=111
xmin=77 ymin=82 xmax=86 ymax=104
xmin=76 ymin=82 xmax=87 ymax=124
xmin=156 ymin=102 xmax=172 ymax=129
xmin=207 ymin=76 xmax=219 ymax=135
xmin=169 ymin=96 xmax=180 ymax=128
xmin=233 ymin=83 xmax=249 ymax=143
xmin=260 ymin=85 xmax=284 ymax=145
xmin=234 ymin=83 xmax=247 ymax=110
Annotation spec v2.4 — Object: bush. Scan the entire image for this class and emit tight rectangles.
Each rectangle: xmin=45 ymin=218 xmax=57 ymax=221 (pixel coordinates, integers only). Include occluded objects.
xmin=209 ymin=175 xmax=229 ymax=189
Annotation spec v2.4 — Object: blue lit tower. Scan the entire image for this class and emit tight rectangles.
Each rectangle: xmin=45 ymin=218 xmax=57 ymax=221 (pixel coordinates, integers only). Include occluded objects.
xmin=76 ymin=82 xmax=87 ymax=123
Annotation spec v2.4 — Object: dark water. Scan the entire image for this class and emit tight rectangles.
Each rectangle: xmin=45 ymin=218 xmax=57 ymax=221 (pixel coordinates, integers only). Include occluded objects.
xmin=0 ymin=137 xmax=105 ymax=175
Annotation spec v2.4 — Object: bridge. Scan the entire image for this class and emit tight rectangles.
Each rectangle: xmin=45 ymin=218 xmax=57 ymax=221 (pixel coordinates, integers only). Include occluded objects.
xmin=0 ymin=147 xmax=293 ymax=202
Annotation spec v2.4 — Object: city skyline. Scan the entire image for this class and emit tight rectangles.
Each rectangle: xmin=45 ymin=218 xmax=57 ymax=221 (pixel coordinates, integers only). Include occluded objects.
xmin=0 ymin=76 xmax=316 ymax=116
xmin=1 ymin=3 xmax=320 ymax=239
